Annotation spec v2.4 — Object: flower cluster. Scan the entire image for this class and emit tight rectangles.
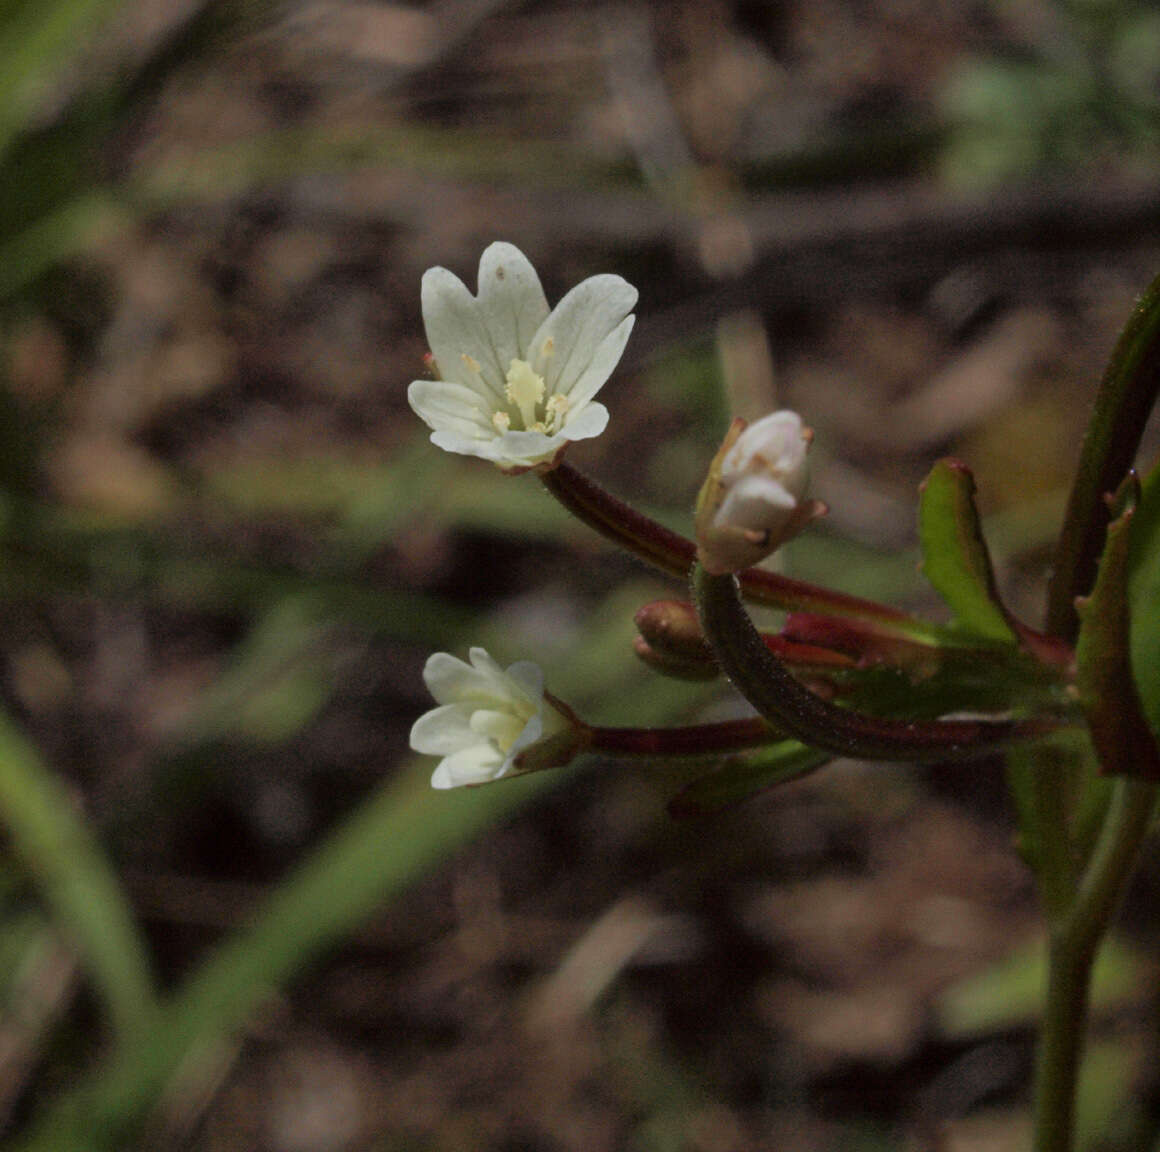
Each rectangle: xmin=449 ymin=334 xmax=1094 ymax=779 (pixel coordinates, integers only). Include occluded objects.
xmin=408 ymin=243 xmax=821 ymax=788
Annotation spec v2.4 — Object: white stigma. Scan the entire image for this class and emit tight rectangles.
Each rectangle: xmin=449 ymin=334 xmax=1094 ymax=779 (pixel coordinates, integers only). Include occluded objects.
xmin=504 ymin=358 xmax=546 ymax=429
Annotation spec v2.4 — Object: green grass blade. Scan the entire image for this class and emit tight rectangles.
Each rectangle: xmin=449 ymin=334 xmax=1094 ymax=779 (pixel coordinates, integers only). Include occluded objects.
xmin=0 ymin=0 xmax=128 ymax=162
xmin=0 ymin=710 xmax=156 ymax=1047
xmin=18 ymin=759 xmax=559 ymax=1149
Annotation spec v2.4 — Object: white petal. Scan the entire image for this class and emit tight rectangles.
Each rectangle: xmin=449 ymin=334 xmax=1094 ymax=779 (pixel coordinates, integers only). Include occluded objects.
xmin=410 ymin=703 xmax=479 ymax=755
xmin=468 ymin=646 xmax=518 ymax=693
xmin=423 ymin=651 xmax=509 ymax=707
xmin=421 ymin=267 xmax=506 ymax=400
xmin=489 ymin=428 xmax=565 ymax=466
xmin=470 ymin=708 xmax=526 ymax=748
xmin=724 ymin=411 xmax=810 ymax=492
xmin=716 ymin=473 xmax=797 ymax=532
xmin=560 ymin=316 xmax=634 ymax=410
xmin=408 ymin=380 xmax=495 ymax=440
xmin=504 ymin=659 xmax=544 ymax=701
xmin=429 ymin=429 xmax=511 ymax=462
xmin=431 ymin=744 xmax=507 ymax=789
xmin=467 ymin=647 xmax=539 ymax=709
xmin=528 ymin=274 xmax=637 ymax=399
xmin=558 ymin=401 xmax=609 ymax=444
xmin=477 ymin=243 xmax=550 ymax=370
xmin=507 ymin=711 xmax=544 ymax=758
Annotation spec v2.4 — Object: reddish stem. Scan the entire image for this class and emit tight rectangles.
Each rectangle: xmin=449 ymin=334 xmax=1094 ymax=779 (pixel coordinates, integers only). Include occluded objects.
xmin=542 ymin=462 xmax=928 ymax=634
xmin=589 ymin=716 xmax=777 ymax=757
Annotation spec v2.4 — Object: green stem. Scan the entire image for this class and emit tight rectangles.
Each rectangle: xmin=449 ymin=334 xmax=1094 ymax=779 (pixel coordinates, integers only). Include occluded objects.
xmin=542 ymin=462 xmax=934 ymax=636
xmin=0 ymin=711 xmax=157 ymax=1049
xmin=1033 ymin=780 xmax=1157 ymax=1152
xmin=1006 ymin=743 xmax=1077 ymax=923
xmin=692 ymin=562 xmax=1062 ymax=761
xmin=1028 ymin=273 xmax=1160 ymax=1151
xmin=1046 ymin=271 xmax=1160 ymax=643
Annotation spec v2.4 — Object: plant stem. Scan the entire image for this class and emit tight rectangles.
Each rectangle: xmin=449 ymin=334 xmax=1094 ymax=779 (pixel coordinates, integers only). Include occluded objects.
xmin=1027 ymin=272 xmax=1160 ymax=1151
xmin=1033 ymin=779 xmax=1157 ymax=1152
xmin=1034 ymin=933 xmax=1095 ymax=1152
xmin=691 ymin=562 xmax=1063 ymax=761
xmin=1006 ymin=743 xmax=1077 ymax=923
xmin=1046 ymin=270 xmax=1160 ymax=643
xmin=589 ymin=717 xmax=777 ymax=757
xmin=542 ymin=462 xmax=934 ymax=635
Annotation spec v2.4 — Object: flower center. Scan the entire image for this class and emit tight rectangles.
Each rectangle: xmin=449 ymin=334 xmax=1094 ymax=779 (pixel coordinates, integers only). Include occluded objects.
xmin=490 ymin=357 xmax=569 ymax=435
xmin=470 ymin=706 xmax=529 ymax=755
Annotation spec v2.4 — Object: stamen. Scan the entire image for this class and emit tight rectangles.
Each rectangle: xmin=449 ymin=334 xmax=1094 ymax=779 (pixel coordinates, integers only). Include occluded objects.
xmin=536 ymin=337 xmax=555 ymax=376
xmin=546 ymin=394 xmax=569 ymax=433
xmin=492 ymin=411 xmax=511 ymax=432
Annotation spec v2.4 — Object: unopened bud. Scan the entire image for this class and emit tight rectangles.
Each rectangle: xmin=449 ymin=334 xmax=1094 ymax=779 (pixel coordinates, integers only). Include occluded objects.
xmin=694 ymin=411 xmax=825 ymax=574
xmin=633 ymin=600 xmax=718 ymax=680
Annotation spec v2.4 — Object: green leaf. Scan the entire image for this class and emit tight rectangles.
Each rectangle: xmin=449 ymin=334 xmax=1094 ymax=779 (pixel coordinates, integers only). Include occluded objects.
xmin=1128 ymin=458 xmax=1160 ymax=746
xmin=667 ymin=742 xmax=831 ymax=816
xmin=1076 ymin=487 xmax=1160 ymax=778
xmin=918 ymin=458 xmax=1018 ymax=643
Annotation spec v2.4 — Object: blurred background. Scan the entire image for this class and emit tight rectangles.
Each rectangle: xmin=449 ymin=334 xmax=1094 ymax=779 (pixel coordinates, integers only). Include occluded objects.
xmin=2 ymin=0 xmax=1160 ymax=1148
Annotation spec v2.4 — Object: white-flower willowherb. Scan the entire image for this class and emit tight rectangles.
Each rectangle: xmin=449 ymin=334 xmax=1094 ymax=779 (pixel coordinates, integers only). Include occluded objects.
xmin=408 ymin=242 xmax=637 ymax=473
xmin=410 ymin=647 xmax=582 ymax=789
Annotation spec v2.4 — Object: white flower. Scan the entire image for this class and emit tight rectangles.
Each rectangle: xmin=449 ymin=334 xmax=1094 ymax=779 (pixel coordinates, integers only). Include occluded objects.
xmin=410 ymin=647 xmax=583 ymax=789
xmin=408 ymin=242 xmax=637 ymax=473
xmin=695 ymin=410 xmax=824 ymax=574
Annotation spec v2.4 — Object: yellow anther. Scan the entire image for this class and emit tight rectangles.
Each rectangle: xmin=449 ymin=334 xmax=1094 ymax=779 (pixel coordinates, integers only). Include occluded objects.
xmin=492 ymin=411 xmax=511 ymax=432
xmin=536 ymin=337 xmax=555 ymax=375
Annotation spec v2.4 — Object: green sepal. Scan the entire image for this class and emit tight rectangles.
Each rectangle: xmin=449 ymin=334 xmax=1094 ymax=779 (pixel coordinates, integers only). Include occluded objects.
xmin=918 ymin=458 xmax=1018 ymax=644
xmin=1128 ymin=458 xmax=1160 ymax=751
xmin=667 ymin=741 xmax=831 ymax=817
xmin=1076 ymin=483 xmax=1160 ymax=778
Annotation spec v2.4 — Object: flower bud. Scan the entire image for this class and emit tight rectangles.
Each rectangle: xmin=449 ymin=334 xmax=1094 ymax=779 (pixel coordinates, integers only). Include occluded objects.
xmin=694 ymin=411 xmax=825 ymax=575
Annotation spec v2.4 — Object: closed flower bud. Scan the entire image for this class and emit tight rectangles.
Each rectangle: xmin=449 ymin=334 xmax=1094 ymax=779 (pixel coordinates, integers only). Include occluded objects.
xmin=695 ymin=411 xmax=825 ymax=575
xmin=633 ymin=600 xmax=718 ymax=679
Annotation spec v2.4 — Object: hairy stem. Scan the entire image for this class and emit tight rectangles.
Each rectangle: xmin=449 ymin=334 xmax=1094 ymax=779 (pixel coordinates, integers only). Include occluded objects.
xmin=692 ymin=563 xmax=1060 ymax=761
